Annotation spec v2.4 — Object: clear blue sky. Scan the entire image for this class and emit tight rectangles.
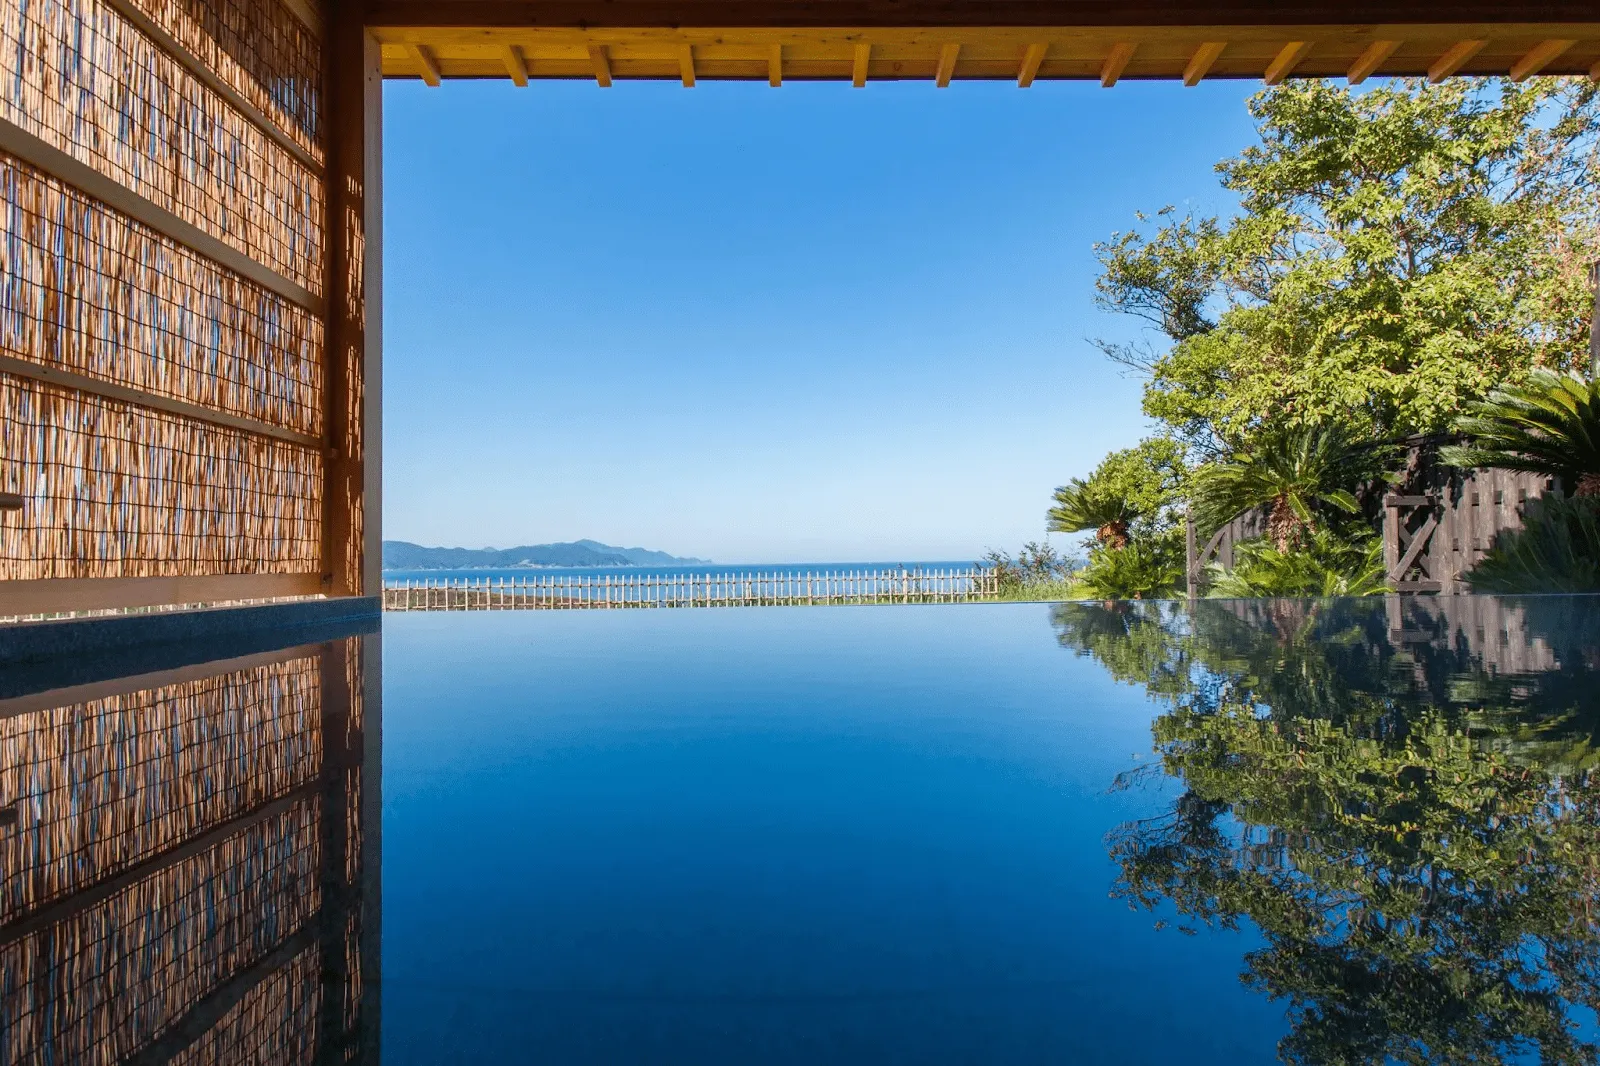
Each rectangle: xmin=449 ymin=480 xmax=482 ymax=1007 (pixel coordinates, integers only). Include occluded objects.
xmin=383 ymin=77 xmax=1260 ymax=562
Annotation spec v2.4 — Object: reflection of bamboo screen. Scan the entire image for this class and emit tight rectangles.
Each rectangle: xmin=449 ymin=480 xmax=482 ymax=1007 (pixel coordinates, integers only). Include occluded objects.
xmin=167 ymin=945 xmax=323 ymax=1066
xmin=0 ymin=0 xmax=325 ymax=294
xmin=126 ymin=0 xmax=323 ymax=160
xmin=0 ymin=799 xmax=321 ymax=1065
xmin=0 ymin=374 xmax=323 ymax=579
xmin=0 ymin=657 xmax=321 ymax=921
xmin=0 ymin=151 xmax=324 ymax=436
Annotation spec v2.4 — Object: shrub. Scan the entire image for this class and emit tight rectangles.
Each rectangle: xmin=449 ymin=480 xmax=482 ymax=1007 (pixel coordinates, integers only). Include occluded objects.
xmin=1206 ymin=528 xmax=1389 ymax=598
xmin=1078 ymin=540 xmax=1185 ymax=600
xmin=1465 ymin=495 xmax=1600 ymax=593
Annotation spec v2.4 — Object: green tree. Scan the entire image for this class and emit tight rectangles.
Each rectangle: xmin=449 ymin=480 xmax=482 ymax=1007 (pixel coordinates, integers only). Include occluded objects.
xmin=1048 ymin=438 xmax=1188 ymax=548
xmin=1051 ymin=599 xmax=1600 ymax=1065
xmin=1095 ymin=79 xmax=1600 ymax=454
xmin=1190 ymin=422 xmax=1371 ymax=549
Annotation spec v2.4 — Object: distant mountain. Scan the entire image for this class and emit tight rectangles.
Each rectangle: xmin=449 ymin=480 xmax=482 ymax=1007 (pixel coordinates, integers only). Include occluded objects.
xmin=382 ymin=540 xmax=709 ymax=570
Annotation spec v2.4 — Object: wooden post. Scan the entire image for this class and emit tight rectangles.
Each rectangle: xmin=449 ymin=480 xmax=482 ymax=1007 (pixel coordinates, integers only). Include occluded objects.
xmin=323 ymin=4 xmax=383 ymax=600
xmin=1590 ymin=260 xmax=1599 ymax=380
xmin=1185 ymin=506 xmax=1198 ymax=599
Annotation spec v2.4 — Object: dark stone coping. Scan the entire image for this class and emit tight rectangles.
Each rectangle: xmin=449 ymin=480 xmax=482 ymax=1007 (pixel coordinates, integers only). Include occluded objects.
xmin=0 ymin=597 xmax=381 ymax=699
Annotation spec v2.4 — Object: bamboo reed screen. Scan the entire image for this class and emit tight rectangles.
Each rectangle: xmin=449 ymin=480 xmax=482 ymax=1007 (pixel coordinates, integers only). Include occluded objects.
xmin=0 ymin=656 xmax=322 ymax=922
xmin=0 ymin=373 xmax=323 ymax=579
xmin=126 ymin=0 xmax=323 ymax=160
xmin=0 ymin=0 xmax=325 ymax=294
xmin=0 ymin=150 xmax=324 ymax=436
xmin=0 ymin=799 xmax=322 ymax=1065
xmin=166 ymin=945 xmax=324 ymax=1066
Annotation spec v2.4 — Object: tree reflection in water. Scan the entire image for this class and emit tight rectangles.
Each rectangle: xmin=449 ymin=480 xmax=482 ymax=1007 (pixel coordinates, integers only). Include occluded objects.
xmin=1053 ymin=596 xmax=1600 ymax=1065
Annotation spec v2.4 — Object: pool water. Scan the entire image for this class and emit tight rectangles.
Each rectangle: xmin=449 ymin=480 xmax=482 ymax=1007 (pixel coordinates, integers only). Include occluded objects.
xmin=3 ymin=596 xmax=1597 ymax=1065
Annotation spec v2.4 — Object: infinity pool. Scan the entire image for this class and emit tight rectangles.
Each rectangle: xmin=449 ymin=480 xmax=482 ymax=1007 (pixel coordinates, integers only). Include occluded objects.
xmin=3 ymin=597 xmax=1597 ymax=1064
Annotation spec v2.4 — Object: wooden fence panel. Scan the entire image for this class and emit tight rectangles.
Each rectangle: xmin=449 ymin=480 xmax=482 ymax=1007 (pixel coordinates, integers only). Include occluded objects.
xmin=381 ymin=568 xmax=1001 ymax=611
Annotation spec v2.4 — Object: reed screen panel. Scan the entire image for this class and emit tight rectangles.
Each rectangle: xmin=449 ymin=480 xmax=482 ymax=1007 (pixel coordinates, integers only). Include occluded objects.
xmin=0 ymin=800 xmax=322 ymax=1065
xmin=126 ymin=0 xmax=323 ymax=159
xmin=0 ymin=373 xmax=323 ymax=579
xmin=166 ymin=945 xmax=324 ymax=1066
xmin=0 ymin=151 xmax=324 ymax=436
xmin=0 ymin=0 xmax=325 ymax=294
xmin=0 ymin=657 xmax=322 ymax=922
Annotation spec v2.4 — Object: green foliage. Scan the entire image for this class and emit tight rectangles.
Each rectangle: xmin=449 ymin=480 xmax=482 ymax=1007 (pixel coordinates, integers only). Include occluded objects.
xmin=979 ymin=541 xmax=1078 ymax=599
xmin=1048 ymin=438 xmax=1188 ymax=549
xmin=1095 ymin=79 xmax=1600 ymax=453
xmin=1207 ymin=527 xmax=1389 ymax=598
xmin=1050 ymin=598 xmax=1600 ymax=1064
xmin=1077 ymin=538 xmax=1184 ymax=600
xmin=1046 ymin=478 xmax=1135 ymax=547
xmin=1442 ymin=369 xmax=1600 ymax=497
xmin=1190 ymin=422 xmax=1379 ymax=549
xmin=1467 ymin=495 xmax=1600 ymax=593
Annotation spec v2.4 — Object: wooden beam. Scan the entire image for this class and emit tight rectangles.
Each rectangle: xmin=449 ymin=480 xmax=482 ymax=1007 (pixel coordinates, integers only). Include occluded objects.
xmin=935 ymin=42 xmax=960 ymax=87
xmin=1183 ymin=41 xmax=1227 ymax=85
xmin=406 ymin=42 xmax=441 ymax=85
xmin=852 ymin=42 xmax=871 ymax=87
xmin=1017 ymin=42 xmax=1047 ymax=87
xmin=1100 ymin=41 xmax=1136 ymax=87
xmin=503 ymin=43 xmax=529 ymax=84
xmin=364 ymin=1 xmax=1600 ymax=27
xmin=279 ymin=0 xmax=321 ymax=35
xmin=1509 ymin=39 xmax=1575 ymax=81
xmin=0 ymin=493 xmax=21 ymax=512
xmin=588 ymin=43 xmax=613 ymax=86
xmin=0 ymin=116 xmax=321 ymax=314
xmin=0 ymin=644 xmax=317 ymax=722
xmin=0 ymin=356 xmax=322 ymax=448
xmin=1264 ymin=40 xmax=1313 ymax=84
xmin=1347 ymin=39 xmax=1399 ymax=84
xmin=324 ymin=15 xmax=385 ymax=600
xmin=0 ymin=573 xmax=325 ymax=619
xmin=1592 ymin=58 xmax=1600 ymax=82
xmin=1428 ymin=39 xmax=1486 ymax=82
xmin=677 ymin=43 xmax=696 ymax=85
xmin=769 ymin=42 xmax=782 ymax=86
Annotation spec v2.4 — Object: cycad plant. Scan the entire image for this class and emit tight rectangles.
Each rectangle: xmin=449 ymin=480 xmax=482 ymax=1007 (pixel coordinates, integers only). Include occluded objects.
xmin=1207 ymin=527 xmax=1389 ymax=598
xmin=1191 ymin=424 xmax=1368 ymax=551
xmin=1440 ymin=370 xmax=1600 ymax=498
xmin=1048 ymin=478 xmax=1137 ymax=549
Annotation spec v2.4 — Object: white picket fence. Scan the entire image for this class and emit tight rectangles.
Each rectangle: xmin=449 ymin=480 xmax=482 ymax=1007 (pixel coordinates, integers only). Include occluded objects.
xmin=383 ymin=568 xmax=999 ymax=611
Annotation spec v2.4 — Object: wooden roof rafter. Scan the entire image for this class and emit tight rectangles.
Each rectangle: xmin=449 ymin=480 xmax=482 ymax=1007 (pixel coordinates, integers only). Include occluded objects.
xmin=372 ymin=24 xmax=1600 ymax=86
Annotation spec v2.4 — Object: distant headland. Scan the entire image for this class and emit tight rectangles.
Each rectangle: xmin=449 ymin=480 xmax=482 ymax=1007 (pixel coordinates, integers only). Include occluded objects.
xmin=382 ymin=539 xmax=710 ymax=570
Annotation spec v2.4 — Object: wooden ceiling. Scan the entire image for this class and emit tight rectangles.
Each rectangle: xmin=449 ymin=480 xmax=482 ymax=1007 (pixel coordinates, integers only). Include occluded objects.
xmin=366 ymin=3 xmax=1600 ymax=86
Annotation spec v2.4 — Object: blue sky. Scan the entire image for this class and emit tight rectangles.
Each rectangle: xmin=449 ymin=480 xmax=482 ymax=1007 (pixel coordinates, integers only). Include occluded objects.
xmin=383 ymin=77 xmax=1261 ymax=562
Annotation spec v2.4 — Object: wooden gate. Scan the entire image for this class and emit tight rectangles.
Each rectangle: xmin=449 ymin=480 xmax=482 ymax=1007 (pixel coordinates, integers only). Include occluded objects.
xmin=1382 ymin=441 xmax=1558 ymax=594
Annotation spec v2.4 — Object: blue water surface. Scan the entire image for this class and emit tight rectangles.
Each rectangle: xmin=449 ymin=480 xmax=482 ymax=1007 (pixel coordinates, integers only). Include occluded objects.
xmin=380 ymin=604 xmax=1285 ymax=1064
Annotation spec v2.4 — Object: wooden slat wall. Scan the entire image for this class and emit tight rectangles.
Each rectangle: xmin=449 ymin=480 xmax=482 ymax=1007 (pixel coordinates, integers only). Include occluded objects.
xmin=0 ymin=152 xmax=324 ymax=437
xmin=0 ymin=0 xmax=325 ymax=294
xmin=0 ymin=656 xmax=322 ymax=921
xmin=0 ymin=800 xmax=323 ymax=1064
xmin=0 ymin=374 xmax=324 ymax=580
xmin=1425 ymin=468 xmax=1558 ymax=594
xmin=0 ymin=636 xmax=376 ymax=1065
xmin=165 ymin=946 xmax=325 ymax=1066
xmin=0 ymin=0 xmax=364 ymax=614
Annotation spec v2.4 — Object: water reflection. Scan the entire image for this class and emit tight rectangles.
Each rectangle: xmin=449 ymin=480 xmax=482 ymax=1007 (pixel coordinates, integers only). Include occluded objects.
xmin=0 ymin=634 xmax=379 ymax=1065
xmin=1054 ymin=596 xmax=1600 ymax=1065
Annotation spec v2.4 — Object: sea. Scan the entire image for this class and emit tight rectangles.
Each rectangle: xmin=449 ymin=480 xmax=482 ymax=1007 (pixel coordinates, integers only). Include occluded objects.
xmin=382 ymin=560 xmax=982 ymax=585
